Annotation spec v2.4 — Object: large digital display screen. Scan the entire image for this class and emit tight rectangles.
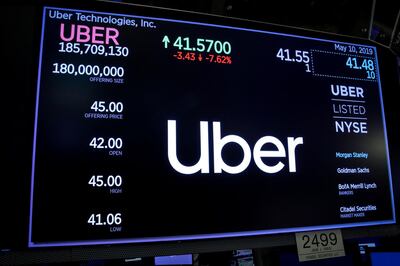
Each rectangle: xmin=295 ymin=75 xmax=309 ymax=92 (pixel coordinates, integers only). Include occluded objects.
xmin=29 ymin=5 xmax=396 ymax=247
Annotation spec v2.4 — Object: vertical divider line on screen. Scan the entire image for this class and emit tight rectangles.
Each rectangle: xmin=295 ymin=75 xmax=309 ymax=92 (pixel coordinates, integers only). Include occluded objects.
xmin=310 ymin=50 xmax=315 ymax=74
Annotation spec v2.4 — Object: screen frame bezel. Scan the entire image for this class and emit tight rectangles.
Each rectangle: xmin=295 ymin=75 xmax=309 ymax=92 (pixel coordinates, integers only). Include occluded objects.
xmin=1 ymin=0 xmax=400 ymax=264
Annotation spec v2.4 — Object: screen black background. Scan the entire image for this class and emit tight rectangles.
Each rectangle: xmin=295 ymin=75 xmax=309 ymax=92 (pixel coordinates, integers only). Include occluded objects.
xmin=1 ymin=0 xmax=399 ymax=253
xmin=31 ymin=6 xmax=394 ymax=244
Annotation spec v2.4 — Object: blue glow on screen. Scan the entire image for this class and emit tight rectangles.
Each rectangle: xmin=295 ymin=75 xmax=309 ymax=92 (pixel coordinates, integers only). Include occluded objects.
xmin=370 ymin=252 xmax=400 ymax=266
xmin=155 ymin=254 xmax=192 ymax=265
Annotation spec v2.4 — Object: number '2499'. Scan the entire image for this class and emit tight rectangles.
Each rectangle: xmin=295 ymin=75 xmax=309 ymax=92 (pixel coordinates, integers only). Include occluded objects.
xmin=302 ymin=232 xmax=338 ymax=248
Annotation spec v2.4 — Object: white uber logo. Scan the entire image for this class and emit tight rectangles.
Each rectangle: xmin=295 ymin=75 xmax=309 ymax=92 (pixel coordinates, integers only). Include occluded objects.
xmin=167 ymin=120 xmax=303 ymax=175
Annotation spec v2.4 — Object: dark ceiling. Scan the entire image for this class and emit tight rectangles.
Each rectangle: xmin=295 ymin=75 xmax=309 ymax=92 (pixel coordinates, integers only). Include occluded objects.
xmin=120 ymin=0 xmax=400 ymax=50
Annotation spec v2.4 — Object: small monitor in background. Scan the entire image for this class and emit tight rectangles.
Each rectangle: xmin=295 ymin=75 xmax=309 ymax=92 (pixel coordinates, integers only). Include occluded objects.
xmin=370 ymin=252 xmax=400 ymax=266
xmin=359 ymin=242 xmax=377 ymax=255
xmin=154 ymin=254 xmax=193 ymax=265
xmin=231 ymin=249 xmax=254 ymax=266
